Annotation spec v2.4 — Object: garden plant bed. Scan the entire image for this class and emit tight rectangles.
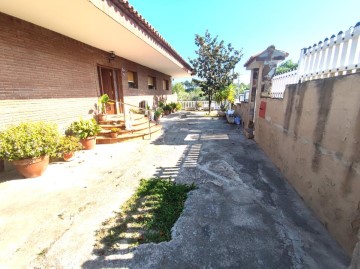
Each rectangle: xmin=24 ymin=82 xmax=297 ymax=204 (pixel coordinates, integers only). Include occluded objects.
xmin=94 ymin=178 xmax=195 ymax=255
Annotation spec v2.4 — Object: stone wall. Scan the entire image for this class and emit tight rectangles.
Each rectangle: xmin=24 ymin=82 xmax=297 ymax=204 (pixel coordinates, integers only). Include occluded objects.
xmin=253 ymin=73 xmax=360 ymax=254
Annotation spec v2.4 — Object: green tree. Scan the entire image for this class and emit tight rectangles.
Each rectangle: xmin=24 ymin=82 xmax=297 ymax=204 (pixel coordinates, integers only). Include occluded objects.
xmin=172 ymin=82 xmax=189 ymax=101
xmin=189 ymin=30 xmax=243 ymax=112
xmin=214 ymin=84 xmax=236 ymax=110
xmin=172 ymin=82 xmax=185 ymax=94
xmin=234 ymin=82 xmax=250 ymax=98
xmin=183 ymin=80 xmax=197 ymax=92
xmin=275 ymin=60 xmax=298 ymax=74
xmin=188 ymin=87 xmax=205 ymax=101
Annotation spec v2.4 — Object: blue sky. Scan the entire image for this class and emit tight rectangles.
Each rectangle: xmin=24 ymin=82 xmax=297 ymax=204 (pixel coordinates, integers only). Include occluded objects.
xmin=129 ymin=0 xmax=360 ymax=83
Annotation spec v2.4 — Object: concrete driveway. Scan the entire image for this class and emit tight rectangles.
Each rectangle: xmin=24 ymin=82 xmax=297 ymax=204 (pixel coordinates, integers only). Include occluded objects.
xmin=0 ymin=112 xmax=349 ymax=268
xmin=83 ymin=112 xmax=349 ymax=268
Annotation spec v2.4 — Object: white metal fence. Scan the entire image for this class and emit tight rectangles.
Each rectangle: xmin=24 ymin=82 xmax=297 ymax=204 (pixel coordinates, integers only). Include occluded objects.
xmin=270 ymin=21 xmax=360 ymax=98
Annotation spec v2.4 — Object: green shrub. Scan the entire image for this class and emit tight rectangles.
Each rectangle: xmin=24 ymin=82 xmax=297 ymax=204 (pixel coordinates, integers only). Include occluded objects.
xmin=175 ymin=102 xmax=182 ymax=111
xmin=163 ymin=104 xmax=172 ymax=112
xmin=158 ymin=101 xmax=165 ymax=108
xmin=66 ymin=118 xmax=101 ymax=139
xmin=0 ymin=122 xmax=61 ymax=161
xmin=98 ymin=94 xmax=110 ymax=114
xmin=57 ymin=136 xmax=82 ymax=155
xmin=154 ymin=108 xmax=162 ymax=119
xmin=169 ymin=102 xmax=177 ymax=110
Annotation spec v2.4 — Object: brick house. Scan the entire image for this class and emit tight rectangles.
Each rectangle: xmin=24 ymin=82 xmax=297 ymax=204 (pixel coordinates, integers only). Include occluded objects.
xmin=0 ymin=0 xmax=192 ymax=130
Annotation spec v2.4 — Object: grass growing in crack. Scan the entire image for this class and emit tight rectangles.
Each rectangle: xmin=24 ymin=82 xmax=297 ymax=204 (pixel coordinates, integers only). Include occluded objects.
xmin=94 ymin=178 xmax=195 ymax=255
xmin=37 ymin=248 xmax=48 ymax=256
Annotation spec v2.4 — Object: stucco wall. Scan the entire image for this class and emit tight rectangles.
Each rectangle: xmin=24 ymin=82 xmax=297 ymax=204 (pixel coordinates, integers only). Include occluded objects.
xmin=253 ymin=73 xmax=360 ymax=254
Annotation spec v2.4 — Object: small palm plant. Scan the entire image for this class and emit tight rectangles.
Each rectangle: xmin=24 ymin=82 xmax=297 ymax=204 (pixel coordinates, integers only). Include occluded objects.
xmin=98 ymin=94 xmax=110 ymax=114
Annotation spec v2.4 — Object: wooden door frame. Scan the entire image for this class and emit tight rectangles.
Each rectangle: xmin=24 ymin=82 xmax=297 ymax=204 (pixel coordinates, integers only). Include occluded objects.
xmin=97 ymin=65 xmax=124 ymax=114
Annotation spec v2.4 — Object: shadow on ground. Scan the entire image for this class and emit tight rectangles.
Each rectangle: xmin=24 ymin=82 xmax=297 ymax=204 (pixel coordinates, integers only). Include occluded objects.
xmin=82 ymin=111 xmax=349 ymax=269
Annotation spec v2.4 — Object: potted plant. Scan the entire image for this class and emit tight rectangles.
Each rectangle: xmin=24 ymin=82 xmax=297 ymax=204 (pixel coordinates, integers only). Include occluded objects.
xmin=158 ymin=101 xmax=165 ymax=109
xmin=196 ymin=101 xmax=203 ymax=111
xmin=154 ymin=108 xmax=163 ymax=124
xmin=169 ymin=102 xmax=177 ymax=113
xmin=0 ymin=122 xmax=60 ymax=178
xmin=66 ymin=118 xmax=101 ymax=150
xmin=97 ymin=94 xmax=113 ymax=121
xmin=57 ymin=136 xmax=83 ymax=161
xmin=110 ymin=128 xmax=120 ymax=138
xmin=163 ymin=104 xmax=172 ymax=115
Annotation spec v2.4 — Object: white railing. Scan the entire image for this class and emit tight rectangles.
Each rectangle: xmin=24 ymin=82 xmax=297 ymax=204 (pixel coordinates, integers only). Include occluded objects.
xmin=179 ymin=101 xmax=222 ymax=110
xmin=271 ymin=69 xmax=298 ymax=98
xmin=270 ymin=21 xmax=360 ymax=98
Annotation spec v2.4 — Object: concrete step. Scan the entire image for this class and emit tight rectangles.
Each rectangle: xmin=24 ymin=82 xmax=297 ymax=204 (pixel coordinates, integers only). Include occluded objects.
xmin=98 ymin=113 xmax=146 ymax=125
xmin=96 ymin=124 xmax=162 ymax=144
xmin=99 ymin=120 xmax=156 ymax=134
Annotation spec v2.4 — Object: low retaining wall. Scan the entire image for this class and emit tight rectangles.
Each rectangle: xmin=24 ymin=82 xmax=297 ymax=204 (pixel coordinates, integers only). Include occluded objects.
xmin=234 ymin=102 xmax=251 ymax=128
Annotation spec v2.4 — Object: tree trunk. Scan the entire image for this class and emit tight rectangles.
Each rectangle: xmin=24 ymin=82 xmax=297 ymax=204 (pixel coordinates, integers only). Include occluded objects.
xmin=208 ymin=95 xmax=211 ymax=114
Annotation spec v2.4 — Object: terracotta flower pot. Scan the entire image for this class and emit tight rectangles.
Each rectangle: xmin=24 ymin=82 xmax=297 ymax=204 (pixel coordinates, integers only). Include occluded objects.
xmin=98 ymin=114 xmax=107 ymax=122
xmin=63 ymin=152 xmax=75 ymax=161
xmin=12 ymin=156 xmax=49 ymax=178
xmin=80 ymin=137 xmax=96 ymax=150
xmin=110 ymin=132 xmax=117 ymax=138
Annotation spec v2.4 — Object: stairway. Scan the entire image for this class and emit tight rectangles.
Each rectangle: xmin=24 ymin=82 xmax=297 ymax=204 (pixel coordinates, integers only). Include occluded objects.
xmin=96 ymin=113 xmax=162 ymax=144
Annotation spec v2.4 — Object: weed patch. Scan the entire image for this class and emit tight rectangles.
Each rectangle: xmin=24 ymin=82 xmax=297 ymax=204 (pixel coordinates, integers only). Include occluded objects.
xmin=94 ymin=178 xmax=195 ymax=255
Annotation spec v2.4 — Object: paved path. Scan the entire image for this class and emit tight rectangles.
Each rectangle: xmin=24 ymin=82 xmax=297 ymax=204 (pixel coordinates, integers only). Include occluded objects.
xmin=0 ymin=112 xmax=349 ymax=268
xmin=83 ymin=112 xmax=349 ymax=268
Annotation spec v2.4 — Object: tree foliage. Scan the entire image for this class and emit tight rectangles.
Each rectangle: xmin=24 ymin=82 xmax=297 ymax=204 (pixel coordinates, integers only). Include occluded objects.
xmin=172 ymin=82 xmax=185 ymax=95
xmin=235 ymin=82 xmax=250 ymax=98
xmin=189 ymin=30 xmax=243 ymax=112
xmin=214 ymin=84 xmax=236 ymax=109
xmin=172 ymin=81 xmax=206 ymax=101
xmin=275 ymin=60 xmax=298 ymax=74
xmin=183 ymin=80 xmax=197 ymax=92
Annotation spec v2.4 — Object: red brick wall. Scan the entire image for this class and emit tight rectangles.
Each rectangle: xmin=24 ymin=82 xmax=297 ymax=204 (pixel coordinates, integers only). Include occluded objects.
xmin=121 ymin=59 xmax=172 ymax=98
xmin=0 ymin=12 xmax=103 ymax=100
xmin=0 ymin=12 xmax=173 ymax=129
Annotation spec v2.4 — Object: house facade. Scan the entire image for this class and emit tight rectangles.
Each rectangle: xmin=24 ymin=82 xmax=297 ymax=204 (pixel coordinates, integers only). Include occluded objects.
xmin=0 ymin=0 xmax=192 ymax=130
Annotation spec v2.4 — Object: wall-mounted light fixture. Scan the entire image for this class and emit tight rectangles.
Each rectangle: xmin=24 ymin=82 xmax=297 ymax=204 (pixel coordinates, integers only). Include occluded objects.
xmin=108 ymin=51 xmax=116 ymax=62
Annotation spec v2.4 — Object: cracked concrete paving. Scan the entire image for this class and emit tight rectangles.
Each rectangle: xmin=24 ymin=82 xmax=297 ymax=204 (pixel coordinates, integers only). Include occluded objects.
xmin=0 ymin=112 xmax=350 ymax=268
xmin=82 ymin=112 xmax=349 ymax=269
